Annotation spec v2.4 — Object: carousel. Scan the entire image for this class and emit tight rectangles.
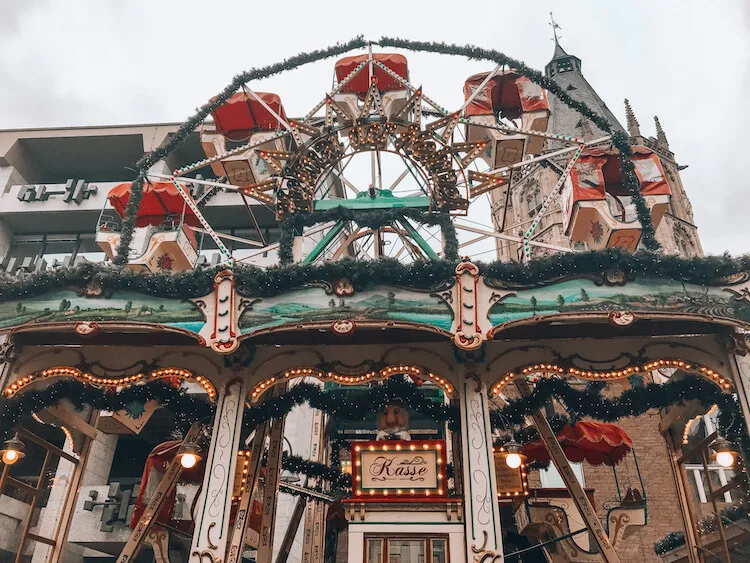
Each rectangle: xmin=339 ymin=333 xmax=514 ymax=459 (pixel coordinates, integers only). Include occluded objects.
xmin=0 ymin=38 xmax=749 ymax=563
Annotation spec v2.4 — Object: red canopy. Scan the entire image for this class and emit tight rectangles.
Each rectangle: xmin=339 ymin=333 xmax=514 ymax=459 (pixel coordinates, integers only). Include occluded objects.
xmin=211 ymin=91 xmax=287 ymax=140
xmin=463 ymin=72 xmax=549 ymax=118
xmin=522 ymin=421 xmax=633 ymax=466
xmin=108 ymin=181 xmax=200 ymax=228
xmin=335 ymin=53 xmax=408 ymax=97
xmin=568 ymin=146 xmax=670 ymax=202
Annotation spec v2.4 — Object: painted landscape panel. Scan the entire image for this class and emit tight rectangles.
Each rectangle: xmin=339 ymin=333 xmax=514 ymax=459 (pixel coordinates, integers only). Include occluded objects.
xmin=488 ymin=278 xmax=750 ymax=327
xmin=0 ymin=291 xmax=205 ymax=333
xmin=239 ymin=286 xmax=453 ymax=334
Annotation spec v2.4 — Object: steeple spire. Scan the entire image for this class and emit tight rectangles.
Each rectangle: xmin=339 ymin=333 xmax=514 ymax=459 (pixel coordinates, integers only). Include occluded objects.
xmin=549 ymin=12 xmax=568 ymax=59
xmin=624 ymin=99 xmax=641 ymax=137
xmin=654 ymin=116 xmax=669 ymax=148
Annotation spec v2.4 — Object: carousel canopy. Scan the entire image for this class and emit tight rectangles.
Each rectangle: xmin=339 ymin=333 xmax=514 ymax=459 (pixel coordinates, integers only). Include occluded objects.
xmin=108 ymin=181 xmax=201 ymax=228
xmin=210 ymin=91 xmax=287 ymax=139
xmin=522 ymin=421 xmax=633 ymax=466
xmin=463 ymin=71 xmax=549 ymax=119
xmin=335 ymin=53 xmax=408 ymax=96
xmin=569 ymin=145 xmax=670 ymax=200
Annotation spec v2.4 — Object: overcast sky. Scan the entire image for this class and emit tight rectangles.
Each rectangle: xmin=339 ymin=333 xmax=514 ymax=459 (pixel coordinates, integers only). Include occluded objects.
xmin=1 ymin=1 xmax=748 ymax=256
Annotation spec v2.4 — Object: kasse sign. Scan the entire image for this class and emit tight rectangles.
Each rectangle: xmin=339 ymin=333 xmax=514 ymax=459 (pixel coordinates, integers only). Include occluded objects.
xmin=350 ymin=440 xmax=447 ymax=500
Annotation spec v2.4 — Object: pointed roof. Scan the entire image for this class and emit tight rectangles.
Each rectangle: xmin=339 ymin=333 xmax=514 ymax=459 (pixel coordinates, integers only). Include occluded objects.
xmin=552 ymin=38 xmax=570 ymax=60
xmin=544 ymin=39 xmax=625 ymax=139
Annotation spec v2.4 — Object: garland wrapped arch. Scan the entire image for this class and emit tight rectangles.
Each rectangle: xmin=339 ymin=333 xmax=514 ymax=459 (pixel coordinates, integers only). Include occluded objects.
xmin=3 ymin=365 xmax=218 ymax=400
xmin=490 ymin=358 xmax=735 ymax=396
xmin=278 ymin=207 xmax=458 ymax=265
xmin=113 ymin=36 xmax=660 ymax=265
xmin=248 ymin=364 xmax=455 ymax=403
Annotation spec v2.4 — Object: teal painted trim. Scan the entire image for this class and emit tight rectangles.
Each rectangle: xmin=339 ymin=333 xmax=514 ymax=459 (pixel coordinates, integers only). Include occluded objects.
xmin=313 ymin=196 xmax=430 ymax=211
xmin=399 ymin=218 xmax=439 ymax=260
xmin=302 ymin=220 xmax=346 ymax=265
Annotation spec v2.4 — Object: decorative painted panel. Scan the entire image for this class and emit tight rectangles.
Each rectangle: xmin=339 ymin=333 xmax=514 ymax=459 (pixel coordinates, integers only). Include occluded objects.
xmin=238 ymin=286 xmax=453 ymax=335
xmin=0 ymin=290 xmax=205 ymax=333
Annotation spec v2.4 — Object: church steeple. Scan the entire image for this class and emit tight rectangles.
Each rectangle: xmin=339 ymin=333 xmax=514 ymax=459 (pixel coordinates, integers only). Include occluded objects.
xmin=542 ymin=16 xmax=625 ymax=138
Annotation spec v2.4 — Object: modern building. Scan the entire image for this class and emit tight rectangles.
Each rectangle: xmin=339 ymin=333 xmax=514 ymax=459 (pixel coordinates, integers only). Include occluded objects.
xmin=0 ymin=32 xmax=747 ymax=563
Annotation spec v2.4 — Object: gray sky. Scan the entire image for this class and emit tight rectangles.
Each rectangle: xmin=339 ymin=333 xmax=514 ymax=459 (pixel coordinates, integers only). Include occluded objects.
xmin=1 ymin=0 xmax=748 ymax=256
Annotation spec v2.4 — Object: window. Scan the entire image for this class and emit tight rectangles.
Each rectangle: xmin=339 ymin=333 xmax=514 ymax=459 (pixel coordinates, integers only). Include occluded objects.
xmin=540 ymin=462 xmax=585 ymax=489
xmin=557 ymin=59 xmax=574 ymax=73
xmin=366 ymin=536 xmax=448 ymax=563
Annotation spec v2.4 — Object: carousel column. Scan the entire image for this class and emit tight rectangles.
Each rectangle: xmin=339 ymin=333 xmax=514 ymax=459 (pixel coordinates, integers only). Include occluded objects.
xmin=458 ymin=374 xmax=503 ymax=562
xmin=190 ymin=378 xmax=247 ymax=561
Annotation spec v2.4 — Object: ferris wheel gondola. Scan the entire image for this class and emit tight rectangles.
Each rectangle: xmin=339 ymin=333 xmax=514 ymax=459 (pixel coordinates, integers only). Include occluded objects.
xmin=157 ymin=47 xmax=668 ymax=268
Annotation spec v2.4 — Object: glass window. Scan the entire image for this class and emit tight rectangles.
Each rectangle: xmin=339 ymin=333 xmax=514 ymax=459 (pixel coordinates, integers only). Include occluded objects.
xmin=366 ymin=537 xmax=446 ymax=563
xmin=389 ymin=539 xmax=425 ymax=563
xmin=540 ymin=461 xmax=585 ymax=488
xmin=368 ymin=538 xmax=384 ymax=563
xmin=430 ymin=539 xmax=447 ymax=563
xmin=42 ymin=235 xmax=78 ymax=266
xmin=76 ymin=233 xmax=106 ymax=263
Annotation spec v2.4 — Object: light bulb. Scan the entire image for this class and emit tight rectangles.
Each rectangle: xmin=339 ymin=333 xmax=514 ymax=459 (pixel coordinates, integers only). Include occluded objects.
xmin=716 ymin=451 xmax=735 ymax=468
xmin=2 ymin=449 xmax=19 ymax=465
xmin=180 ymin=453 xmax=198 ymax=469
xmin=506 ymin=453 xmax=522 ymax=469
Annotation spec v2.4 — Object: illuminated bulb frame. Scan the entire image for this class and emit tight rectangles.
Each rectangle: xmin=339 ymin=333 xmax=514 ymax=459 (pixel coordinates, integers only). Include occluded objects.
xmin=347 ymin=440 xmax=447 ymax=502
xmin=248 ymin=364 xmax=454 ymax=403
xmin=3 ymin=366 xmax=217 ymax=401
xmin=490 ymin=359 xmax=734 ymax=396
xmin=493 ymin=447 xmax=530 ymax=499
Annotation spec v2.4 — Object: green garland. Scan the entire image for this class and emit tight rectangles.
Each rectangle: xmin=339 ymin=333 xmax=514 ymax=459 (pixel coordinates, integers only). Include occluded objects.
xmin=654 ymin=504 xmax=750 ymax=554
xmin=0 ymin=379 xmax=214 ymax=441
xmin=242 ymin=378 xmax=457 ymax=432
xmin=3 ymin=249 xmax=750 ymax=304
xmin=278 ymin=206 xmax=458 ymax=265
xmin=283 ymin=453 xmax=351 ymax=490
xmin=111 ymin=36 xmax=660 ymax=261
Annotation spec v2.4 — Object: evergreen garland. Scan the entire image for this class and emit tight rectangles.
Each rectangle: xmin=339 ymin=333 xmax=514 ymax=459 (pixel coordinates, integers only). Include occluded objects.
xmin=242 ymin=378 xmax=457 ymax=431
xmin=109 ymin=36 xmax=661 ymax=260
xmin=0 ymin=379 xmax=214 ymax=441
xmin=278 ymin=206 xmax=459 ymax=265
xmin=3 ymin=249 xmax=750 ymax=303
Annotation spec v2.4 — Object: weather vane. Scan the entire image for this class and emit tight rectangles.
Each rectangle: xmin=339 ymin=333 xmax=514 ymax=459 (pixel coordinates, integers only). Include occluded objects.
xmin=549 ymin=12 xmax=562 ymax=44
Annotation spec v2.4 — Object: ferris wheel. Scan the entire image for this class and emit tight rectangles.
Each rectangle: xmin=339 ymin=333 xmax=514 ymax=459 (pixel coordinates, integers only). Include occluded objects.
xmin=128 ymin=46 xmax=670 ymax=269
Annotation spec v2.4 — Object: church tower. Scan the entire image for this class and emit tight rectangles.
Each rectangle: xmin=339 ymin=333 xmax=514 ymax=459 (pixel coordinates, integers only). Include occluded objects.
xmin=490 ymin=32 xmax=703 ymax=261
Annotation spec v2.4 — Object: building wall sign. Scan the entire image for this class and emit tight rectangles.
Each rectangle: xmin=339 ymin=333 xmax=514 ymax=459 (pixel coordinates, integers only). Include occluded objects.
xmin=17 ymin=179 xmax=98 ymax=204
xmin=350 ymin=440 xmax=446 ymax=500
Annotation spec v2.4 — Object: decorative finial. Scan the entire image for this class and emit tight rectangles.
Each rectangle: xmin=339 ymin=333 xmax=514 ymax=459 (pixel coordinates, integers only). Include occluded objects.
xmin=624 ymin=99 xmax=641 ymax=137
xmin=549 ymin=12 xmax=562 ymax=45
xmin=654 ymin=116 xmax=669 ymax=148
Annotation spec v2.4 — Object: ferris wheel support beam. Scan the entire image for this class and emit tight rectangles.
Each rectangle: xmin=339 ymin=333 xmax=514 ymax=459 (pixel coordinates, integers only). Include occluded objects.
xmin=373 ymin=60 xmax=450 ymax=116
xmin=486 ymin=135 xmax=609 ymax=176
xmin=522 ymin=145 xmax=583 ymax=263
xmin=305 ymin=62 xmax=367 ymax=120
xmin=398 ymin=218 xmax=440 ymax=260
xmin=454 ymin=222 xmax=574 ymax=254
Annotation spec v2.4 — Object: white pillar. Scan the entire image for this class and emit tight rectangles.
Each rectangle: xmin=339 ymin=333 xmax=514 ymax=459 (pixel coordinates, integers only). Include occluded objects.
xmin=190 ymin=378 xmax=247 ymax=560
xmin=458 ymin=376 xmax=503 ymax=562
